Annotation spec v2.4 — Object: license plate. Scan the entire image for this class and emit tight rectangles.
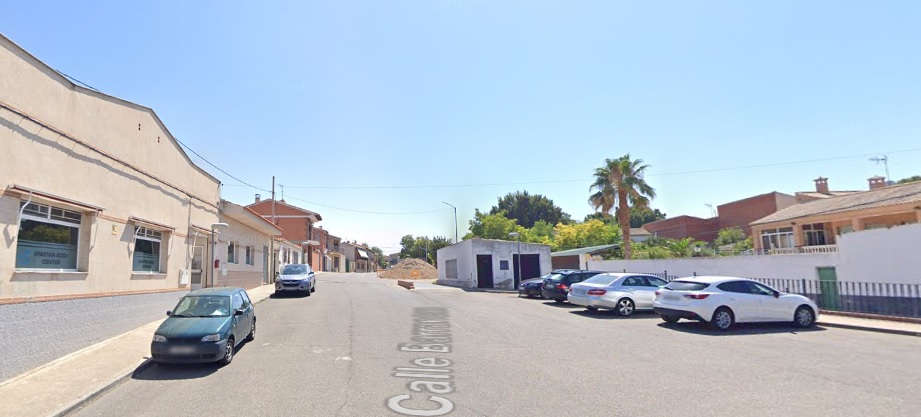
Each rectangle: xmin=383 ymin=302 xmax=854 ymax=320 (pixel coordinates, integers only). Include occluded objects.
xmin=664 ymin=295 xmax=678 ymax=301
xmin=169 ymin=345 xmax=196 ymax=355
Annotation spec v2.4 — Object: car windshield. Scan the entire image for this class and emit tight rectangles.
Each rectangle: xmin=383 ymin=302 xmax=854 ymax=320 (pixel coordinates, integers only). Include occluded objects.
xmin=664 ymin=281 xmax=710 ymax=291
xmin=581 ymin=274 xmax=618 ymax=285
xmin=171 ymin=295 xmax=231 ymax=317
xmin=282 ymin=265 xmax=308 ymax=275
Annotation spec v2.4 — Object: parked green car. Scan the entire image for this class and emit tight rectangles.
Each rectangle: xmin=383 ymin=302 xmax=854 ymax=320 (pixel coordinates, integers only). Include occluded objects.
xmin=151 ymin=288 xmax=255 ymax=365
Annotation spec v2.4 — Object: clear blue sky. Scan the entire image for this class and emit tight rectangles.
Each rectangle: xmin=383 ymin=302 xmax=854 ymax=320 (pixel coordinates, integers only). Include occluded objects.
xmin=4 ymin=1 xmax=920 ymax=253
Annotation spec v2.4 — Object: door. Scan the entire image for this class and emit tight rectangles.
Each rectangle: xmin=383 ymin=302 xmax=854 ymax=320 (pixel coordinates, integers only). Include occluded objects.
xmin=633 ymin=276 xmax=664 ymax=308
xmin=716 ymin=281 xmax=761 ymax=322
xmin=817 ymin=267 xmax=839 ymax=310
xmin=231 ymin=291 xmax=248 ymax=343
xmin=262 ymin=245 xmax=269 ymax=284
xmin=621 ymin=276 xmax=651 ymax=308
xmin=190 ymin=246 xmax=204 ymax=290
xmin=749 ymin=281 xmax=789 ymax=321
xmin=512 ymin=254 xmax=541 ymax=287
xmin=476 ymin=255 xmax=494 ymax=288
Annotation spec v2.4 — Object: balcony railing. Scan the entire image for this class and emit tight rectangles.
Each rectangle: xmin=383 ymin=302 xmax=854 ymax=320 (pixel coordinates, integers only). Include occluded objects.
xmin=739 ymin=245 xmax=838 ymax=256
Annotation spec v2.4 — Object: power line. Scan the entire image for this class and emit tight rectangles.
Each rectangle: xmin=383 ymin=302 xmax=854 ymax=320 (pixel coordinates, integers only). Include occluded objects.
xmin=219 ymin=147 xmax=921 ymax=190
xmin=175 ymin=139 xmax=448 ymax=215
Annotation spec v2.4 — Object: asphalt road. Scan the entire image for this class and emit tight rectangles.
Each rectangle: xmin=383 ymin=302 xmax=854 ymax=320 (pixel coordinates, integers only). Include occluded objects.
xmin=73 ymin=273 xmax=921 ymax=417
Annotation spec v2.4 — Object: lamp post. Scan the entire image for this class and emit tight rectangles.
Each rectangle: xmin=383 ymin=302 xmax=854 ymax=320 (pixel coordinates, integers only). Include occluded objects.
xmin=210 ymin=222 xmax=229 ymax=288
xmin=508 ymin=231 xmax=521 ymax=288
xmin=442 ymin=201 xmax=458 ymax=244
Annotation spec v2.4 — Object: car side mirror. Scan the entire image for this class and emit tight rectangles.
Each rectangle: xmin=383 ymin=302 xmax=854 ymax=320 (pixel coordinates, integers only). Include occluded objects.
xmin=773 ymin=290 xmax=780 ymax=298
xmin=166 ymin=310 xmax=172 ymax=316
xmin=234 ymin=309 xmax=245 ymax=316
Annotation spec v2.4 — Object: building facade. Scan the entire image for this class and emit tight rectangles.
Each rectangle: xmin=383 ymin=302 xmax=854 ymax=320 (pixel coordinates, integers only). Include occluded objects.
xmin=436 ymin=239 xmax=552 ymax=289
xmin=214 ymin=200 xmax=283 ymax=289
xmin=1 ymin=34 xmax=221 ymax=300
xmin=643 ymin=192 xmax=796 ymax=242
xmin=246 ymin=197 xmax=322 ymax=268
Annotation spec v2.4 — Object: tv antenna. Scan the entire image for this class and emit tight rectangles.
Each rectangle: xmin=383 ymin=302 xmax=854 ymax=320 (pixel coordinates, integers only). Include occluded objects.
xmin=868 ymin=155 xmax=891 ymax=184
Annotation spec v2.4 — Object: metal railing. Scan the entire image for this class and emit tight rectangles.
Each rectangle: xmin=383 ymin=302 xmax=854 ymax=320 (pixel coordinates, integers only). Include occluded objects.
xmin=747 ymin=278 xmax=921 ymax=319
xmin=738 ymin=245 xmax=839 ymax=256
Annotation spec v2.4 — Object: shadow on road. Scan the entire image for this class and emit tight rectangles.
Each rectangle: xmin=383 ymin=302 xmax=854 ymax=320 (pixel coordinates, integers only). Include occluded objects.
xmin=541 ymin=301 xmax=581 ymax=309
xmin=269 ymin=292 xmax=309 ymax=299
xmin=657 ymin=321 xmax=828 ymax=336
xmin=569 ymin=310 xmax=659 ymax=320
xmin=133 ymin=340 xmax=253 ymax=381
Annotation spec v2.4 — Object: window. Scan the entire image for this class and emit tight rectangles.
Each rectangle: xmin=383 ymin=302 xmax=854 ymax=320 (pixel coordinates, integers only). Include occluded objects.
xmin=293 ymin=252 xmax=299 ymax=264
xmin=646 ymin=276 xmax=668 ymax=287
xmin=240 ymin=291 xmax=251 ymax=308
xmin=245 ymin=246 xmax=253 ymax=265
xmin=582 ymin=274 xmax=617 ymax=285
xmin=623 ymin=276 xmax=646 ymax=286
xmin=227 ymin=242 xmax=237 ymax=264
xmin=760 ymin=227 xmax=795 ymax=249
xmin=232 ymin=292 xmax=244 ymax=311
xmin=747 ymin=281 xmax=777 ymax=296
xmin=803 ymin=223 xmax=827 ymax=246
xmin=664 ymin=281 xmax=710 ymax=291
xmin=133 ymin=227 xmax=162 ymax=272
xmin=17 ymin=202 xmax=82 ymax=270
xmin=717 ymin=281 xmax=749 ymax=293
xmin=446 ymin=259 xmax=458 ymax=279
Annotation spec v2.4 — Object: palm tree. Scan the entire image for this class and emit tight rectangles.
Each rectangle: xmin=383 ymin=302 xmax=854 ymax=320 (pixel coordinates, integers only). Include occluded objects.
xmin=588 ymin=154 xmax=656 ymax=259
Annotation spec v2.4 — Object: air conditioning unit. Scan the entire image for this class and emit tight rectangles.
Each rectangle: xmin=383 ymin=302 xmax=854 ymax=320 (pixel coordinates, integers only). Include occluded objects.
xmin=179 ymin=269 xmax=190 ymax=285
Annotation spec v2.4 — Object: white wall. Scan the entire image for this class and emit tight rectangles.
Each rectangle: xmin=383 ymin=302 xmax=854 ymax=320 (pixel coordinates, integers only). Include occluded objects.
xmin=437 ymin=239 xmax=552 ymax=289
xmin=588 ymin=223 xmax=921 ymax=284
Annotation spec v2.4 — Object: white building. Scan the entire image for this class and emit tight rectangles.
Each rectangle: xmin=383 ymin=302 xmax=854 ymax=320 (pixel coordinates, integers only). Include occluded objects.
xmin=215 ymin=200 xmax=284 ymax=289
xmin=436 ymin=238 xmax=551 ymax=289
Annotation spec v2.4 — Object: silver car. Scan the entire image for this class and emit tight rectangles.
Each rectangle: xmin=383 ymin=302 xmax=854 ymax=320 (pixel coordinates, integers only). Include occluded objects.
xmin=567 ymin=273 xmax=669 ymax=316
xmin=274 ymin=264 xmax=316 ymax=296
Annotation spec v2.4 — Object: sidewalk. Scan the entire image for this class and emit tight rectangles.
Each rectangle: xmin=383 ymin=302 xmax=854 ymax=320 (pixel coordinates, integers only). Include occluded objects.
xmin=817 ymin=313 xmax=921 ymax=337
xmin=0 ymin=283 xmax=277 ymax=417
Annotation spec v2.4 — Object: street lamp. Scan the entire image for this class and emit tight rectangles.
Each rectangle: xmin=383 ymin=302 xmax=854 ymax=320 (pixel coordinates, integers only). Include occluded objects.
xmin=442 ymin=201 xmax=458 ymax=244
xmin=508 ymin=231 xmax=521 ymax=289
xmin=210 ymin=222 xmax=229 ymax=288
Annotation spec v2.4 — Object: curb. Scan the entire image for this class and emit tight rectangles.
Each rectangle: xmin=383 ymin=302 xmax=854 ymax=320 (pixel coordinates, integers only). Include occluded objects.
xmin=49 ymin=358 xmax=155 ymax=417
xmin=818 ymin=321 xmax=921 ymax=338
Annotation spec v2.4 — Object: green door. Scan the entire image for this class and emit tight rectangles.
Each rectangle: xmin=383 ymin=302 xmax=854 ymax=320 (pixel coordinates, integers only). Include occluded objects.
xmin=817 ymin=267 xmax=839 ymax=310
xmin=346 ymin=259 xmax=351 ymax=272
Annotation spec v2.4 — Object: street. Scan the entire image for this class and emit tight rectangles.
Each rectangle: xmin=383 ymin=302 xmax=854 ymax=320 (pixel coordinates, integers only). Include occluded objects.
xmin=73 ymin=273 xmax=921 ymax=417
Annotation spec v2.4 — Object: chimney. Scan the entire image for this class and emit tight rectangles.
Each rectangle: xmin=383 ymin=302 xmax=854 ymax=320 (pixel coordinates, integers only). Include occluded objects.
xmin=869 ymin=176 xmax=887 ymax=190
xmin=255 ymin=194 xmax=261 ymax=203
xmin=814 ymin=177 xmax=829 ymax=194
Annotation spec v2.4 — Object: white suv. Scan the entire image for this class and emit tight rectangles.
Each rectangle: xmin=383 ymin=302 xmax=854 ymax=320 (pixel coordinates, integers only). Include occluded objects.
xmin=652 ymin=276 xmax=819 ymax=331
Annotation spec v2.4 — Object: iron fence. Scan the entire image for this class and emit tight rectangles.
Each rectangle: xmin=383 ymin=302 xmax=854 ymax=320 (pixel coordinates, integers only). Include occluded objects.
xmin=627 ymin=270 xmax=921 ymax=319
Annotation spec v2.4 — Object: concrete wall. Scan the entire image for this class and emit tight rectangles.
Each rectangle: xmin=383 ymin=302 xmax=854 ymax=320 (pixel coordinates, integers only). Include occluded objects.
xmin=0 ymin=35 xmax=221 ymax=299
xmin=0 ymin=290 xmax=186 ymax=382
xmin=437 ymin=239 xmax=552 ymax=289
xmin=588 ymin=223 xmax=921 ymax=284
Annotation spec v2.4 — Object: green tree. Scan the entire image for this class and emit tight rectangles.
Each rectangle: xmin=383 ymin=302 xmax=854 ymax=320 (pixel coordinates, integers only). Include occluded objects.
xmin=588 ymin=154 xmax=656 ymax=260
xmin=897 ymin=175 xmax=921 ymax=184
xmin=714 ymin=227 xmax=747 ymax=246
xmin=667 ymin=237 xmax=695 ymax=258
xmin=523 ymin=220 xmax=555 ymax=245
xmin=552 ymin=220 xmax=620 ymax=251
xmin=489 ymin=191 xmax=572 ymax=228
xmin=398 ymin=235 xmax=453 ymax=264
xmin=465 ymin=209 xmax=526 ymax=240
xmin=371 ymin=246 xmax=387 ymax=268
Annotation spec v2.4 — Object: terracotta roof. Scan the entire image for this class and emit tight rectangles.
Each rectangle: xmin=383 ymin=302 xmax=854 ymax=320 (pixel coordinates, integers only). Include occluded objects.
xmin=794 ymin=191 xmax=863 ymax=199
xmin=752 ymin=181 xmax=921 ymax=225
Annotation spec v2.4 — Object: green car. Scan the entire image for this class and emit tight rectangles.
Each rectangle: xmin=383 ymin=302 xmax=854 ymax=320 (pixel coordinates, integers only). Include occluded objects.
xmin=151 ymin=288 xmax=256 ymax=365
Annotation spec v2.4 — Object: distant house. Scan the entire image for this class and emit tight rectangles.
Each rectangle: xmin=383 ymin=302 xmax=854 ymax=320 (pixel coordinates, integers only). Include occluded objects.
xmin=327 ymin=234 xmax=343 ymax=272
xmin=750 ymin=177 xmax=921 ymax=253
xmin=246 ymin=196 xmax=323 ymax=269
xmin=643 ymin=192 xmax=796 ymax=242
xmin=629 ymin=228 xmax=652 ymax=243
xmin=551 ymin=244 xmax=619 ymax=270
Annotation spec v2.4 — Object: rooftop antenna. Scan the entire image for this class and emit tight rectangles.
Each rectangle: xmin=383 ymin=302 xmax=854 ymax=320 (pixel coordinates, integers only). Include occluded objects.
xmin=278 ymin=184 xmax=284 ymax=201
xmin=869 ymin=155 xmax=891 ymax=185
xmin=705 ymin=203 xmax=715 ymax=218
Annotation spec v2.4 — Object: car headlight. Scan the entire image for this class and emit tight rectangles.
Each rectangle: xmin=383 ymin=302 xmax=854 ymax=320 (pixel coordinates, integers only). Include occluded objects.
xmin=201 ymin=334 xmax=221 ymax=342
xmin=152 ymin=334 xmax=167 ymax=343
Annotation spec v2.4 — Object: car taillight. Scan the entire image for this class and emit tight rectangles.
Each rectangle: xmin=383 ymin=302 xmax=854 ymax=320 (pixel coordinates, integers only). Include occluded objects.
xmin=587 ymin=289 xmax=606 ymax=295
xmin=555 ymin=283 xmax=567 ymax=290
xmin=654 ymin=290 xmax=661 ymax=296
xmin=683 ymin=294 xmax=710 ymax=300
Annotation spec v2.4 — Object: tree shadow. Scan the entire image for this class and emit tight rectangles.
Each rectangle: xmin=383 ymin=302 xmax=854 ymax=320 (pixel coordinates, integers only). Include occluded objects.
xmin=657 ymin=321 xmax=829 ymax=336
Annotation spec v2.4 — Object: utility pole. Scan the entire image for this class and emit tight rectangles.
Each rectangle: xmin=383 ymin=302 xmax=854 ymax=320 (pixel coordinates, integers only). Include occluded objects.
xmin=271 ymin=176 xmax=277 ymax=225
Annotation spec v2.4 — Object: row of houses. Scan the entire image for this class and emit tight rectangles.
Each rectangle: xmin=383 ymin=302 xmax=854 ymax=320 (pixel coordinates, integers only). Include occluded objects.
xmin=642 ymin=176 xmax=921 ymax=254
xmin=0 ymin=34 xmax=377 ymax=302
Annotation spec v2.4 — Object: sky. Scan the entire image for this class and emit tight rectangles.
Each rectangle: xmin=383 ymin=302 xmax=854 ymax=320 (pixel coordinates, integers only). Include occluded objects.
xmin=3 ymin=1 xmax=920 ymax=253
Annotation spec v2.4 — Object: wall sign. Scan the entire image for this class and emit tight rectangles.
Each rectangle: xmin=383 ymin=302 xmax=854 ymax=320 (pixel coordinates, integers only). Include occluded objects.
xmin=499 ymin=260 xmax=509 ymax=270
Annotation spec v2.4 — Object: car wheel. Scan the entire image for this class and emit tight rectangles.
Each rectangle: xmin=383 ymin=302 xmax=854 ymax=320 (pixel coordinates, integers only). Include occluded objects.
xmin=305 ymin=288 xmax=312 ymax=297
xmin=711 ymin=307 xmax=735 ymax=331
xmin=219 ymin=337 xmax=234 ymax=365
xmin=311 ymin=283 xmax=316 ymax=293
xmin=793 ymin=305 xmax=816 ymax=328
xmin=586 ymin=306 xmax=598 ymax=311
xmin=615 ymin=298 xmax=635 ymax=317
xmin=660 ymin=315 xmax=680 ymax=324
xmin=245 ymin=319 xmax=256 ymax=342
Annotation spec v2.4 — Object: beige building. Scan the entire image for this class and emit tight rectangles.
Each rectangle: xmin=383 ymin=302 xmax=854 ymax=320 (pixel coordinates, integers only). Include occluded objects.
xmin=214 ymin=200 xmax=283 ymax=289
xmin=750 ymin=177 xmax=921 ymax=253
xmin=0 ymin=34 xmax=222 ymax=300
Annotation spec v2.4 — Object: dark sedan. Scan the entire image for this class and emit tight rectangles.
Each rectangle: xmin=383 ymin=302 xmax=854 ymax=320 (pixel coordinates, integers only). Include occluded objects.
xmin=518 ymin=275 xmax=554 ymax=298
xmin=541 ymin=270 xmax=606 ymax=303
xmin=151 ymin=288 xmax=255 ymax=365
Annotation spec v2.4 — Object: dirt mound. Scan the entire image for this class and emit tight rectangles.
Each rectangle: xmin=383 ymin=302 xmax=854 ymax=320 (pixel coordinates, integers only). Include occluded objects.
xmin=379 ymin=258 xmax=438 ymax=280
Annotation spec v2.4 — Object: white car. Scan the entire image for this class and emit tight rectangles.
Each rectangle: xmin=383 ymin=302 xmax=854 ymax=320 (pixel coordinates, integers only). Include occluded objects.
xmin=567 ymin=273 xmax=669 ymax=316
xmin=652 ymin=276 xmax=819 ymax=331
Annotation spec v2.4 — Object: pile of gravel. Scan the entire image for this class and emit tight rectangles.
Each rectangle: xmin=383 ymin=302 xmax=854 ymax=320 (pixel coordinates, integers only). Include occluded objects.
xmin=378 ymin=258 xmax=438 ymax=280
